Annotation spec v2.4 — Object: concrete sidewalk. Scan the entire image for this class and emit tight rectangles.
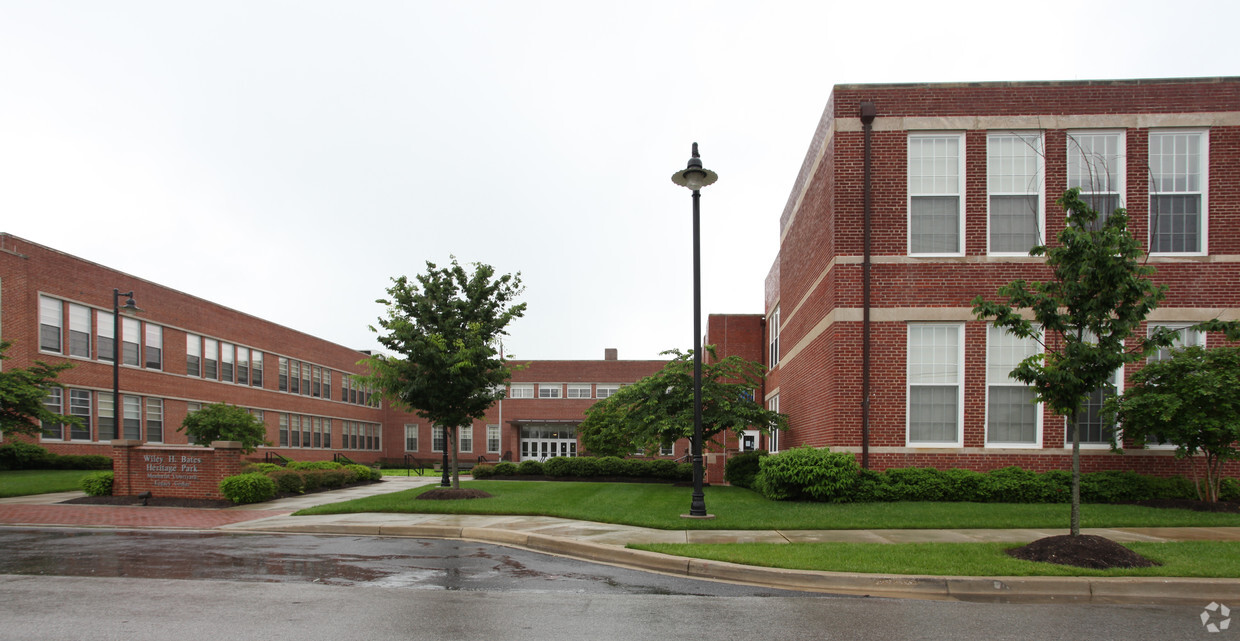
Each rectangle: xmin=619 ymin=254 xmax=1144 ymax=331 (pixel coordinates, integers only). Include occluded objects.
xmin=4 ymin=477 xmax=1239 ymax=604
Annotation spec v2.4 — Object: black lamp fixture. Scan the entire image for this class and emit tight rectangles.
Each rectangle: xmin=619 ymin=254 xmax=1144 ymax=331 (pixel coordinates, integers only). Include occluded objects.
xmin=111 ymin=289 xmax=142 ymax=440
xmin=671 ymin=143 xmax=717 ymax=519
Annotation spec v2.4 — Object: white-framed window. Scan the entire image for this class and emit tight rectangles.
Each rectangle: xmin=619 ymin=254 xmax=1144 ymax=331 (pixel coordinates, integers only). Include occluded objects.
xmin=1149 ymin=129 xmax=1207 ymax=254
xmin=595 ymin=384 xmax=620 ymax=399
xmin=289 ymin=361 xmax=300 ymax=394
xmin=220 ymin=343 xmax=234 ymax=382
xmin=145 ymin=398 xmax=163 ymax=443
xmin=908 ymin=133 xmax=965 ymax=256
xmin=68 ymin=303 xmax=91 ymax=358
xmin=660 ymin=443 xmax=675 ymax=457
xmin=432 ymin=426 xmax=445 ymax=452
xmin=766 ymin=394 xmax=780 ymax=453
xmin=988 ymin=132 xmax=1044 ymax=254
xmin=907 ymin=323 xmax=964 ymax=446
xmin=39 ymin=296 xmax=62 ymax=353
xmin=1146 ymin=323 xmax=1204 ymax=449
xmin=405 ymin=424 xmax=418 ymax=452
xmin=186 ymin=402 xmax=201 ymax=444
xmin=1068 ymin=331 xmax=1122 ymax=448
xmin=68 ymin=389 xmax=91 ymax=441
xmin=122 ymin=395 xmax=142 ymax=440
xmin=459 ymin=426 xmax=473 ymax=453
xmin=321 ymin=368 xmax=329 ymax=398
xmin=121 ymin=317 xmax=141 ymax=367
xmin=186 ymin=334 xmax=201 ymax=376
xmin=538 ymin=384 xmax=562 ymax=399
xmin=40 ymin=388 xmax=64 ymax=440
xmin=144 ymin=324 xmax=162 ymax=370
xmin=97 ymin=311 xmax=115 ymax=363
xmin=509 ymin=383 xmax=534 ymax=398
xmin=203 ymin=338 xmax=218 ymax=380
xmin=279 ymin=414 xmax=289 ymax=447
xmin=98 ymin=392 xmax=115 ymax=441
xmin=487 ymin=424 xmax=501 ymax=454
xmin=1067 ymin=130 xmax=1125 ymax=224
xmin=768 ymin=305 xmax=781 ymax=369
xmin=985 ymin=324 xmax=1042 ymax=447
xmin=567 ymin=384 xmax=592 ymax=399
xmin=236 ymin=346 xmax=250 ymax=385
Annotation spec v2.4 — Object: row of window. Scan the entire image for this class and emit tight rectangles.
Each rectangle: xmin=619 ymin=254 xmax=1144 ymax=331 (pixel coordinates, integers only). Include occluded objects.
xmin=40 ymin=297 xmax=163 ymax=369
xmin=907 ymin=322 xmax=1200 ymax=448
xmin=507 ymin=383 xmax=621 ymax=399
xmin=277 ymin=414 xmax=380 ymax=450
xmin=907 ymin=129 xmax=1208 ymax=257
xmin=186 ymin=334 xmax=265 ymax=387
xmin=40 ymin=389 xmax=168 ymax=443
xmin=405 ymin=424 xmax=502 ymax=454
xmin=275 ymin=358 xmax=376 ymax=407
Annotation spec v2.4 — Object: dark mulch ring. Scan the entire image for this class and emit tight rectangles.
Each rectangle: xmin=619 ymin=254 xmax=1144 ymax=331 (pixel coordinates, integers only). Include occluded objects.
xmin=416 ymin=488 xmax=494 ymax=500
xmin=63 ymin=496 xmax=234 ymax=509
xmin=1130 ymin=499 xmax=1240 ymax=513
xmin=1007 ymin=535 xmax=1159 ymax=570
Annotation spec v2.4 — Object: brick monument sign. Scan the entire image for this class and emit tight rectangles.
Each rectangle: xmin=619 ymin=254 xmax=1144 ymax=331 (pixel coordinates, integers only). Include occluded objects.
xmin=111 ymin=441 xmax=245 ymax=501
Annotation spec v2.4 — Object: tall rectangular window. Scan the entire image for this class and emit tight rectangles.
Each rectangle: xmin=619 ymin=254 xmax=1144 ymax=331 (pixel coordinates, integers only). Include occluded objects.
xmin=186 ymin=334 xmax=201 ymax=376
xmin=322 ymin=418 xmax=332 ymax=448
xmin=323 ymin=370 xmax=331 ymax=399
xmin=1067 ymin=131 xmax=1124 ymax=223
xmin=566 ymin=384 xmax=592 ymax=399
xmin=766 ymin=394 xmax=780 ymax=453
xmin=988 ymin=132 xmax=1043 ymax=254
xmin=251 ymin=351 xmax=263 ymax=387
xmin=122 ymin=317 xmax=141 ymax=367
xmin=236 ymin=346 xmax=250 ymax=385
xmin=768 ymin=305 xmax=780 ymax=369
xmin=123 ymin=395 xmax=142 ymax=440
xmin=39 ymin=296 xmax=62 ymax=353
xmin=341 ymin=374 xmax=349 ymax=401
xmin=487 ymin=425 xmax=500 ymax=454
xmin=459 ymin=427 xmax=472 ymax=453
xmin=278 ymin=357 xmax=289 ymax=391
xmin=907 ymin=324 xmax=964 ymax=446
xmin=290 ymin=361 xmax=300 ymax=394
xmin=300 ymin=365 xmax=310 ymax=397
xmin=1149 ymin=130 xmax=1207 ymax=254
xmin=405 ymin=424 xmax=419 ymax=452
xmin=97 ymin=311 xmax=115 ymax=362
xmin=349 ymin=378 xmax=358 ymax=404
xmin=68 ymin=303 xmax=91 ymax=358
xmin=220 ymin=343 xmax=234 ymax=382
xmin=313 ymin=417 xmax=322 ymax=448
xmin=98 ymin=392 xmax=115 ymax=441
xmin=432 ymin=426 xmax=445 ymax=452
xmin=302 ymin=415 xmax=311 ymax=447
xmin=144 ymin=324 xmax=162 ymax=369
xmin=908 ymin=134 xmax=964 ymax=255
xmin=145 ymin=398 xmax=163 ymax=443
xmin=279 ymin=414 xmax=289 ymax=447
xmin=41 ymin=388 xmax=63 ymax=440
xmin=289 ymin=415 xmax=300 ymax=448
xmin=986 ymin=325 xmax=1041 ymax=446
xmin=203 ymin=338 xmax=218 ymax=380
xmin=1070 ymin=331 xmax=1121 ymax=446
xmin=312 ymin=367 xmax=321 ymax=397
xmin=68 ymin=389 xmax=92 ymax=441
xmin=185 ymin=402 xmax=200 ymax=444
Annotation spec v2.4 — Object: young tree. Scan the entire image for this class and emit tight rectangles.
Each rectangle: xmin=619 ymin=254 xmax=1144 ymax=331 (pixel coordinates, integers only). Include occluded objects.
xmin=0 ymin=339 xmax=77 ymax=438
xmin=579 ymin=347 xmax=787 ymax=458
xmin=1109 ymin=346 xmax=1240 ymax=502
xmin=365 ymin=259 xmax=525 ymax=490
xmin=180 ymin=403 xmax=270 ymax=453
xmin=973 ymin=188 xmax=1177 ymax=536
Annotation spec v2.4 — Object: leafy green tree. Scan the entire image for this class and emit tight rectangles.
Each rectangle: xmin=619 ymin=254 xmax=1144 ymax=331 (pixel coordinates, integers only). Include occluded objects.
xmin=0 ymin=339 xmax=77 ymax=438
xmin=179 ymin=403 xmax=270 ymax=453
xmin=364 ymin=259 xmax=525 ymax=489
xmin=1109 ymin=346 xmax=1240 ymax=502
xmin=579 ymin=347 xmax=787 ymax=458
xmin=973 ymin=188 xmax=1179 ymax=536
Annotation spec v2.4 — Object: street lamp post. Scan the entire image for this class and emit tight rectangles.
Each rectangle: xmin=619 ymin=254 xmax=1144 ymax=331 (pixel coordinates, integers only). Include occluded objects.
xmin=671 ymin=143 xmax=717 ymax=519
xmin=112 ymin=289 xmax=141 ymax=440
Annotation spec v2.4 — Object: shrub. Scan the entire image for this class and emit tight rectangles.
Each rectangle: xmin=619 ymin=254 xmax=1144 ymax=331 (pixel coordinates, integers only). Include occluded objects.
xmin=883 ymin=467 xmax=954 ymax=502
xmin=287 ymin=461 xmax=343 ymax=471
xmin=268 ymin=469 xmax=305 ymax=494
xmin=724 ymin=450 xmax=767 ymax=489
xmin=245 ymin=462 xmax=283 ymax=474
xmin=300 ymin=470 xmax=325 ymax=492
xmin=471 ymin=463 xmax=496 ymax=479
xmin=492 ymin=461 xmax=518 ymax=476
xmin=542 ymin=456 xmax=574 ymax=477
xmin=978 ymin=466 xmax=1064 ymax=503
xmin=571 ymin=457 xmax=600 ymax=477
xmin=516 ymin=460 xmax=543 ymax=476
xmin=320 ymin=469 xmax=350 ymax=488
xmin=1220 ymin=478 xmax=1240 ymax=502
xmin=0 ymin=441 xmax=54 ymax=470
xmin=80 ymin=471 xmax=114 ymax=496
xmin=754 ymin=446 xmax=859 ymax=502
xmin=344 ymin=464 xmax=380 ymax=482
xmin=1079 ymin=470 xmax=1158 ymax=503
xmin=675 ymin=462 xmax=693 ymax=481
xmin=594 ymin=456 xmax=627 ymax=477
xmin=646 ymin=459 xmax=679 ymax=480
xmin=620 ymin=458 xmax=648 ymax=477
xmin=219 ymin=472 xmax=277 ymax=504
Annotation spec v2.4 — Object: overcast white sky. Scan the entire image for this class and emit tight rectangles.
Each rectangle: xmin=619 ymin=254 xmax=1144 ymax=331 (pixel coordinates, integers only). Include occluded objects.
xmin=2 ymin=1 xmax=1237 ymax=360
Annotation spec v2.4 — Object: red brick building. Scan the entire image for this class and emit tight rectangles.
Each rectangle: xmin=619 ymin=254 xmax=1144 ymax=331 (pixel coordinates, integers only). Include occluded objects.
xmin=758 ymin=77 xmax=1240 ymax=475
xmin=0 ymin=234 xmax=664 ymax=465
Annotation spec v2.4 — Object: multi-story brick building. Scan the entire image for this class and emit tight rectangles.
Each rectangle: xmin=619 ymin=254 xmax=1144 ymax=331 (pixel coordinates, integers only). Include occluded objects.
xmin=0 ymin=234 xmax=664 ymax=465
xmin=759 ymin=77 xmax=1240 ymax=475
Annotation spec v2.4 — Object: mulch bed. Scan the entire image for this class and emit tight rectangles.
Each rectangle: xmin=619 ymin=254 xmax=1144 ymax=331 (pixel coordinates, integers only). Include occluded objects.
xmin=1007 ymin=534 xmax=1159 ymax=569
xmin=63 ymin=496 xmax=235 ymax=509
xmin=416 ymin=488 xmax=493 ymax=500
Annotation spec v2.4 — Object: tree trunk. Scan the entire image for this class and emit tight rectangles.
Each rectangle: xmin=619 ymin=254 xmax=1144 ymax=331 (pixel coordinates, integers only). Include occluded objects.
xmin=1069 ymin=411 xmax=1081 ymax=537
xmin=449 ymin=424 xmax=461 ymax=490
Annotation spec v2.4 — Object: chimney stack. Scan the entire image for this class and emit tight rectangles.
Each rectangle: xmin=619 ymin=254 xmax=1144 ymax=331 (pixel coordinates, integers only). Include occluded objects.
xmin=604 ymin=348 xmax=618 ymax=361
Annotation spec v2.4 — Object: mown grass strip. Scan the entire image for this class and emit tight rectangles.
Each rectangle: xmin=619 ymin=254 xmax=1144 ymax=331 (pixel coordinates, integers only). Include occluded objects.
xmin=0 ymin=469 xmax=97 ymax=498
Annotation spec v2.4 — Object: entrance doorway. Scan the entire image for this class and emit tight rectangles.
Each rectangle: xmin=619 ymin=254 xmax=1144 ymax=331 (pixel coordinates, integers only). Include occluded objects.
xmin=519 ymin=424 xmax=578 ymax=461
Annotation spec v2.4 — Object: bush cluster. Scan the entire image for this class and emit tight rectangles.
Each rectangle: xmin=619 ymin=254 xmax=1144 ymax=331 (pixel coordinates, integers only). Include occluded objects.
xmin=0 ymin=442 xmax=111 ymax=471
xmin=723 ymin=450 xmax=767 ymax=489
xmin=475 ymin=456 xmax=691 ymax=481
xmin=221 ymin=460 xmax=380 ymax=500
xmin=748 ymin=447 xmax=1234 ymax=504
xmin=219 ymin=472 xmax=277 ymax=504
xmin=80 ymin=471 xmax=114 ymax=496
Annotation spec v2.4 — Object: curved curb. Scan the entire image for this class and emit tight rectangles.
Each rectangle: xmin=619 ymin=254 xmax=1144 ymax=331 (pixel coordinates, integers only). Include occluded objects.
xmin=234 ymin=521 xmax=1240 ymax=604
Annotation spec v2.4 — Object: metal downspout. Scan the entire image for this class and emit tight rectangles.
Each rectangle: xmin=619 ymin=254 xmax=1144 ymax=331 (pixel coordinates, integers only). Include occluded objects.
xmin=860 ymin=101 xmax=876 ymax=470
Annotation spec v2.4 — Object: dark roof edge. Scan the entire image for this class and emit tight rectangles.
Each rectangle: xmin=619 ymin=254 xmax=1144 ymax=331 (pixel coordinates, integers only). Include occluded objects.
xmin=831 ymin=76 xmax=1240 ymax=91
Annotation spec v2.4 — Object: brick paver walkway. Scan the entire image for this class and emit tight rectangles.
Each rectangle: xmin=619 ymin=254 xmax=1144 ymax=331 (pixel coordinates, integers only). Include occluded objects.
xmin=0 ymin=504 xmax=288 ymax=529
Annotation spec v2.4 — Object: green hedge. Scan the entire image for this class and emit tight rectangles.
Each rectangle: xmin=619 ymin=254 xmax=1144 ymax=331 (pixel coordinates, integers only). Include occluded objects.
xmin=723 ymin=450 xmax=767 ymax=489
xmin=754 ymin=446 xmax=859 ymax=501
xmin=80 ymin=471 xmax=114 ymax=496
xmin=286 ymin=461 xmax=344 ymax=471
xmin=219 ymin=473 xmax=277 ymax=504
xmin=0 ymin=442 xmax=111 ymax=471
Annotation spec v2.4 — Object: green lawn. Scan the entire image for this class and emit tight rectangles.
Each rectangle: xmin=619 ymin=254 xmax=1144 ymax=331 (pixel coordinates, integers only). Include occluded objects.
xmin=629 ymin=541 xmax=1240 ymax=578
xmin=294 ymin=480 xmax=1240 ymax=530
xmin=0 ymin=469 xmax=97 ymax=498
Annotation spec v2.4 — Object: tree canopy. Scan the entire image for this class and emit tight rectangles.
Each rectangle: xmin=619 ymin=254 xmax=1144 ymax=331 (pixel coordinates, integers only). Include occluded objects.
xmin=1109 ymin=345 xmax=1240 ymax=502
xmin=364 ymin=258 xmax=525 ymax=489
xmin=0 ymin=339 xmax=77 ymax=438
xmin=578 ymin=347 xmax=786 ymax=458
xmin=179 ymin=403 xmax=270 ymax=453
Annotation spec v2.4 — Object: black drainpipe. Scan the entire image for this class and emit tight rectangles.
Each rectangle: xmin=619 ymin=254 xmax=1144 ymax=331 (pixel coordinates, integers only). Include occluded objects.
xmin=859 ymin=100 xmax=876 ymax=470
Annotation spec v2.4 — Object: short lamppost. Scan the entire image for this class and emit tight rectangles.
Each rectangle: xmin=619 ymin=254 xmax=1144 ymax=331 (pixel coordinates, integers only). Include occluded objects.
xmin=671 ymin=143 xmax=717 ymax=519
xmin=112 ymin=289 xmax=142 ymax=440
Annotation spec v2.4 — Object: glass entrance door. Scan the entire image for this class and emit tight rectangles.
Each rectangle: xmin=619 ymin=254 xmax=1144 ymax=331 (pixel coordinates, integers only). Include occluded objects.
xmin=520 ymin=424 xmax=578 ymax=461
